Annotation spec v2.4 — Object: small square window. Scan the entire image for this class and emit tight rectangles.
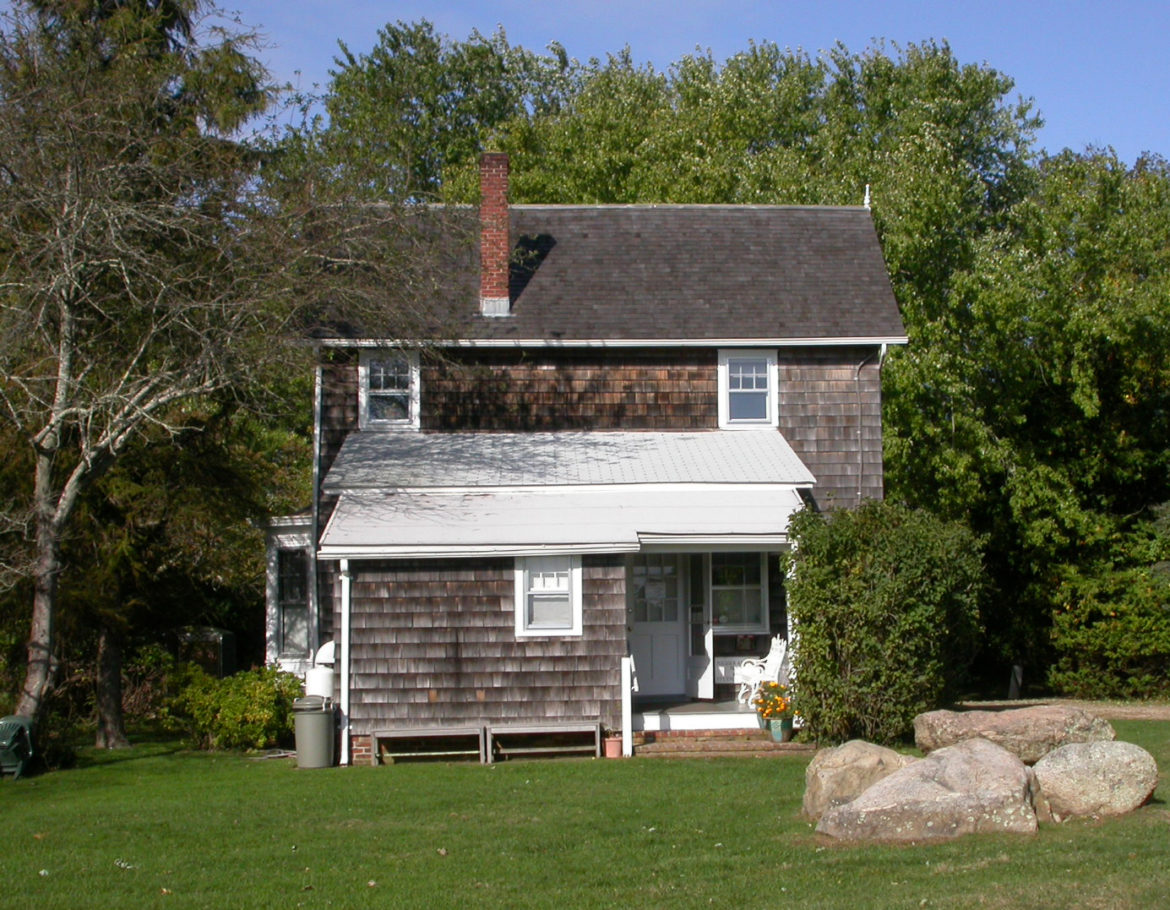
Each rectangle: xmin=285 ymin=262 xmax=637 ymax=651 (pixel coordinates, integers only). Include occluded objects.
xmin=515 ymin=556 xmax=583 ymax=637
xmin=359 ymin=349 xmax=420 ymax=429
xmin=718 ymin=349 xmax=777 ymax=428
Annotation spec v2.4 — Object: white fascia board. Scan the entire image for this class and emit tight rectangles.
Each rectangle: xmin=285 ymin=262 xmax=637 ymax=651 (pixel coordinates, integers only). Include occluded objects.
xmin=317 ymin=541 xmax=641 ymax=560
xmin=315 ymin=335 xmax=909 ymax=350
xmin=324 ymin=482 xmax=812 ymax=496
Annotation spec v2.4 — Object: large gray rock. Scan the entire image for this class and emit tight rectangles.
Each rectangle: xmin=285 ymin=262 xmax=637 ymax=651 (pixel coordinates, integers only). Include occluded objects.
xmin=816 ymin=738 xmax=1037 ymax=842
xmin=802 ymin=740 xmax=917 ymax=821
xmin=1032 ymin=741 xmax=1159 ymax=822
xmin=914 ymin=705 xmax=1115 ymax=763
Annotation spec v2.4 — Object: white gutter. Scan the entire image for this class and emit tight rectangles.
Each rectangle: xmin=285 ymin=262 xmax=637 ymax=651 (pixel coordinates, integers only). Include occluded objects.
xmin=339 ymin=559 xmax=352 ymax=765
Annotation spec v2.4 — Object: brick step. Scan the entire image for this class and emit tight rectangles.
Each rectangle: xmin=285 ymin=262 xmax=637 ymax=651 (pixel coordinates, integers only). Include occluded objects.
xmin=634 ymin=734 xmax=814 ymax=758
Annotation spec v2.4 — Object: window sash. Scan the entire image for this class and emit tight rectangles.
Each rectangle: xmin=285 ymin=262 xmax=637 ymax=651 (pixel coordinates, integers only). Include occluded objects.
xmin=719 ymin=349 xmax=777 ymax=427
xmin=516 ymin=556 xmax=582 ymax=636
xmin=360 ymin=350 xmax=419 ymax=428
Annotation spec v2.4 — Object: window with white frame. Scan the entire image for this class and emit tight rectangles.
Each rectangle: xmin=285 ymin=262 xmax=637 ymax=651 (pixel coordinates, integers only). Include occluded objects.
xmin=515 ymin=555 xmax=583 ymax=636
xmin=358 ymin=349 xmax=420 ymax=429
xmin=276 ymin=548 xmax=310 ymax=658
xmin=710 ymin=552 xmax=769 ymax=633
xmin=718 ymin=349 xmax=778 ymax=428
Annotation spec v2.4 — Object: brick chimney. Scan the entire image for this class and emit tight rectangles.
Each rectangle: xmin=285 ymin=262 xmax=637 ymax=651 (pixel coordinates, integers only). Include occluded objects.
xmin=479 ymin=152 xmax=510 ymax=316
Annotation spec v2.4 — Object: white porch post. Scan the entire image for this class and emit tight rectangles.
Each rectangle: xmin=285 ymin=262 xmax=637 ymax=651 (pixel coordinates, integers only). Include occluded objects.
xmin=339 ymin=558 xmax=352 ymax=765
xmin=620 ymin=656 xmax=634 ymax=757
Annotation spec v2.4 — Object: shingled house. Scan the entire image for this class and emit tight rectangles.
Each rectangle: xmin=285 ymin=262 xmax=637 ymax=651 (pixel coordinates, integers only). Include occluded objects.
xmin=265 ymin=153 xmax=905 ymax=763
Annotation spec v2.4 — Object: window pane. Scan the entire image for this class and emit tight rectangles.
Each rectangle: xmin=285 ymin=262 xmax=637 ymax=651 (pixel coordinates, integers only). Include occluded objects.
xmin=528 ymin=593 xmax=572 ymax=629
xmin=369 ymin=356 xmax=410 ymax=392
xmin=727 ymin=357 xmax=770 ymax=421
xmin=368 ymin=393 xmax=409 ymax=421
xmin=278 ymin=550 xmax=307 ymax=605
xmin=281 ymin=605 xmax=309 ymax=656
xmin=711 ymin=555 xmax=745 ymax=586
xmin=729 ymin=390 xmax=768 ymax=421
xmin=710 ymin=553 xmax=765 ymax=628
xmin=729 ymin=359 xmax=768 ymax=390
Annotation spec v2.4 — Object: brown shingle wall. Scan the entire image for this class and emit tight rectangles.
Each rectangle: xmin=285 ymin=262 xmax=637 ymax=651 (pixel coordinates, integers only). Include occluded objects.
xmin=339 ymin=556 xmax=626 ymax=733
xmin=319 ymin=357 xmax=358 ymax=487
xmin=421 ymin=349 xmax=717 ymax=430
xmin=777 ymin=347 xmax=885 ymax=510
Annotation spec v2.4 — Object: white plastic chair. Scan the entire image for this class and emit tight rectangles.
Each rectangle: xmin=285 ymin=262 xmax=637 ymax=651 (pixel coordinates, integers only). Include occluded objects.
xmin=736 ymin=635 xmax=787 ymax=705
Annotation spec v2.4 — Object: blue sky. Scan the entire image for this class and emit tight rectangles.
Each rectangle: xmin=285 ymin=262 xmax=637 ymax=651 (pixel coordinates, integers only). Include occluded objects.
xmin=223 ymin=0 xmax=1164 ymax=164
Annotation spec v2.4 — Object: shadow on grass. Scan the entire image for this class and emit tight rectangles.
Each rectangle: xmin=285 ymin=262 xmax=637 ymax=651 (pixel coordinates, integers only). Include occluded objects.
xmin=71 ymin=730 xmax=188 ymax=769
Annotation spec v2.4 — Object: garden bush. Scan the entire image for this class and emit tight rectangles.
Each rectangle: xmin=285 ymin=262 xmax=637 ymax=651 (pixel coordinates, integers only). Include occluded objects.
xmin=1049 ymin=564 xmax=1170 ymax=698
xmin=786 ymin=500 xmax=983 ymax=745
xmin=167 ymin=664 xmax=302 ymax=750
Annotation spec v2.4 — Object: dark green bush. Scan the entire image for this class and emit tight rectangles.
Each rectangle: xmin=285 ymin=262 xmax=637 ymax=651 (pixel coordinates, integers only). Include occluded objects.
xmin=786 ymin=500 xmax=983 ymax=745
xmin=167 ymin=664 xmax=303 ymax=750
xmin=1049 ymin=564 xmax=1170 ymax=698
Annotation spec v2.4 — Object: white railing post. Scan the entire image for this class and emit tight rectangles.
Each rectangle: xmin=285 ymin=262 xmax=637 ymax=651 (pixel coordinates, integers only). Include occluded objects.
xmin=620 ymin=656 xmax=634 ymax=757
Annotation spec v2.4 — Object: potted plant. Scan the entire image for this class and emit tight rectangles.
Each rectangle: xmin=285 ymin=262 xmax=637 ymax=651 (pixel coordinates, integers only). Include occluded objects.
xmin=602 ymin=727 xmax=623 ymax=758
xmin=752 ymin=681 xmax=796 ymax=742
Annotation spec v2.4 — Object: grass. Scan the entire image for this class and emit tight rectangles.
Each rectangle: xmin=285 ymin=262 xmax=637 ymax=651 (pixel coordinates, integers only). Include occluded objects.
xmin=1 ymin=720 xmax=1168 ymax=909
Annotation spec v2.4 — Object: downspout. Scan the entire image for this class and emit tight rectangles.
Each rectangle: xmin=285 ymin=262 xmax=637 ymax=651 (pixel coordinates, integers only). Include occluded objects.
xmin=856 ymin=343 xmax=889 ymax=502
xmin=854 ymin=348 xmax=878 ymax=507
xmin=339 ymin=558 xmax=352 ymax=765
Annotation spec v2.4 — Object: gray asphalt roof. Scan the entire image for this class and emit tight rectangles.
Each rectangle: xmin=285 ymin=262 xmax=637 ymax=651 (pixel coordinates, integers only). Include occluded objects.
xmin=322 ymin=430 xmax=817 ymax=493
xmin=312 ymin=204 xmax=904 ymax=344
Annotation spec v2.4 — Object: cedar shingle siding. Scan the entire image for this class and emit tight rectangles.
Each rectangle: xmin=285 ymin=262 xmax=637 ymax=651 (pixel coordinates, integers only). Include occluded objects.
xmin=341 ymin=556 xmax=626 ymax=733
xmin=317 ymin=347 xmax=886 ymax=510
xmin=423 ymin=349 xmax=717 ymax=431
xmin=777 ymin=348 xmax=885 ymax=509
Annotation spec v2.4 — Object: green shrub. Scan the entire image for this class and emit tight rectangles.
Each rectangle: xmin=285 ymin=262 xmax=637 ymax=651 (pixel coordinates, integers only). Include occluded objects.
xmin=786 ymin=500 xmax=983 ymax=745
xmin=1049 ymin=564 xmax=1170 ymax=698
xmin=167 ymin=664 xmax=303 ymax=750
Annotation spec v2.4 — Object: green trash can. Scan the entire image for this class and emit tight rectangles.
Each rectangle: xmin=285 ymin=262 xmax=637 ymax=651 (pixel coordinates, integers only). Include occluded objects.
xmin=293 ymin=696 xmax=334 ymax=769
xmin=0 ymin=715 xmax=34 ymax=780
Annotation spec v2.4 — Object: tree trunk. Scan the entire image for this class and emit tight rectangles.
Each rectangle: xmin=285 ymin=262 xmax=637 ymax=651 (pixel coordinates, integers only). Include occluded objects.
xmin=95 ymin=623 xmax=130 ymax=749
xmin=15 ymin=507 xmax=60 ymax=722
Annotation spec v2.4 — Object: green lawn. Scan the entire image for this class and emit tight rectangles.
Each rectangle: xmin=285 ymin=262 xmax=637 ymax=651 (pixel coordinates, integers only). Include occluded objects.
xmin=2 ymin=720 xmax=1167 ymax=909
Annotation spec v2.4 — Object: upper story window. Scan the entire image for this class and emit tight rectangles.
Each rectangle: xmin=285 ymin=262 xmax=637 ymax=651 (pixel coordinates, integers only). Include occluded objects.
xmin=358 ymin=349 xmax=420 ymax=430
xmin=718 ymin=349 xmax=778 ymax=428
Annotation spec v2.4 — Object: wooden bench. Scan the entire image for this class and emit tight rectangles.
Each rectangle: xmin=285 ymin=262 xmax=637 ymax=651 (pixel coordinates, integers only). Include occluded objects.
xmin=486 ymin=722 xmax=602 ymax=763
xmin=370 ymin=726 xmax=486 ymax=765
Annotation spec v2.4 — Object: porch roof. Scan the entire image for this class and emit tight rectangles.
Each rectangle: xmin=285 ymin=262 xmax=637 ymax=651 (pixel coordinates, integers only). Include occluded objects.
xmin=317 ymin=485 xmax=806 ymax=559
xmin=322 ymin=430 xmax=816 ymax=493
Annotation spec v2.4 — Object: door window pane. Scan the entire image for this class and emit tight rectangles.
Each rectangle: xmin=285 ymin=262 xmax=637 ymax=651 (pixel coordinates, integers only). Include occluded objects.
xmin=631 ymin=555 xmax=680 ymax=623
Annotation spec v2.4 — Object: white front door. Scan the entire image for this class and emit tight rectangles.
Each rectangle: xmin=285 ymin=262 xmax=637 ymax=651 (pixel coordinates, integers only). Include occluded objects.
xmin=628 ymin=554 xmax=687 ymax=697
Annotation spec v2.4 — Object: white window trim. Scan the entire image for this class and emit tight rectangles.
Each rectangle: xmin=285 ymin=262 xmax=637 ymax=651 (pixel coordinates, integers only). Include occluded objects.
xmin=710 ymin=552 xmax=770 ymax=635
xmin=717 ymin=348 xmax=778 ymax=429
xmin=514 ymin=555 xmax=584 ymax=637
xmin=264 ymin=522 xmax=314 ymax=669
xmin=358 ymin=349 xmax=421 ymax=430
